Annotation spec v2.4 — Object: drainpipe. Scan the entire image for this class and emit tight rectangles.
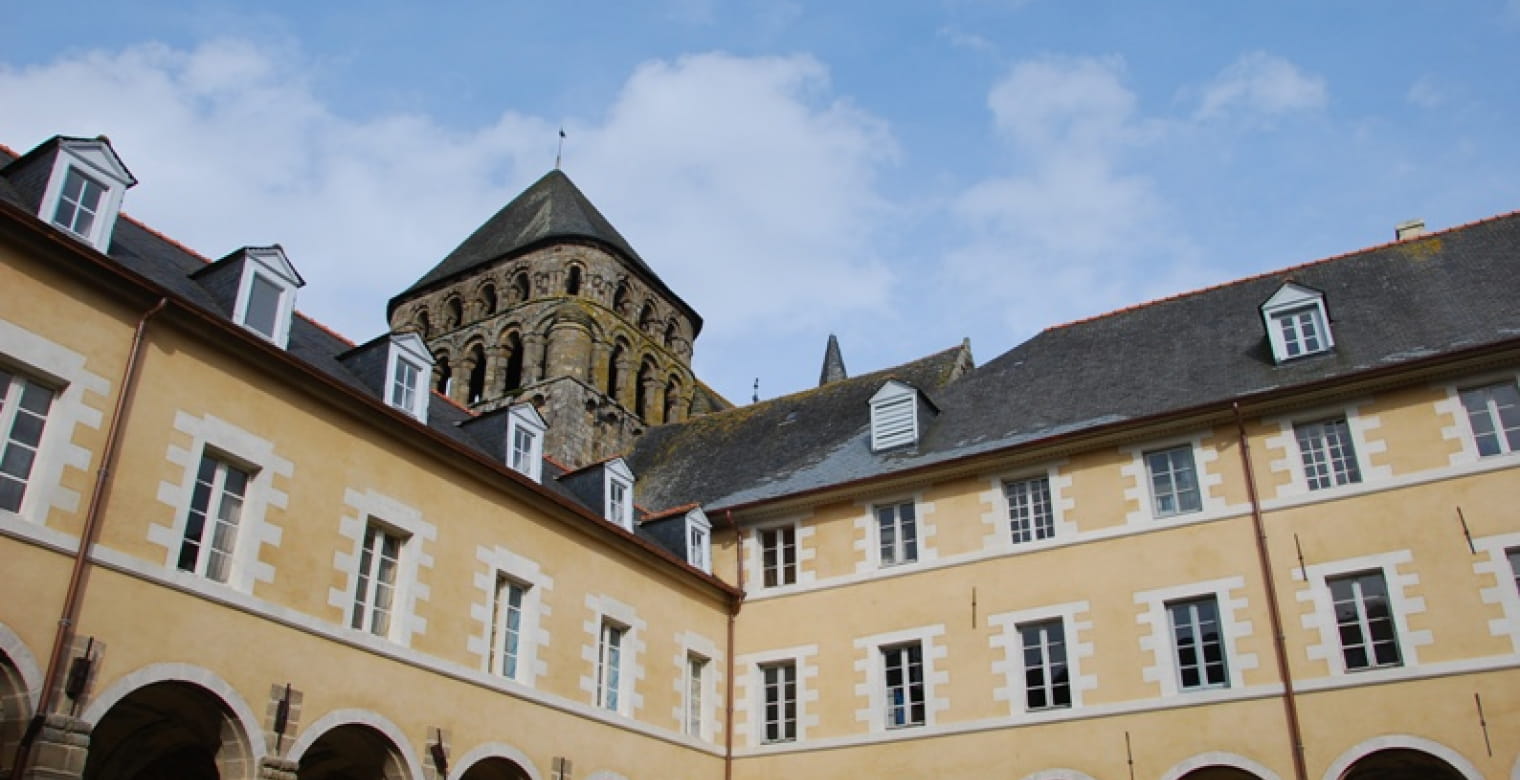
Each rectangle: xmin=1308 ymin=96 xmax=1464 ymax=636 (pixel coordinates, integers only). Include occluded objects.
xmin=1233 ymin=401 xmax=1309 ymax=780
xmin=724 ymin=510 xmax=744 ymax=780
xmin=11 ymin=298 xmax=167 ymax=778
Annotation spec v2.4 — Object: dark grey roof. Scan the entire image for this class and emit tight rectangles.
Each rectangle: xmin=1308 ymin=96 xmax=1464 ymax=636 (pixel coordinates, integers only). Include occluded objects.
xmin=390 ymin=170 xmax=702 ymax=334
xmin=633 ymin=211 xmax=1520 ymax=513
xmin=627 ymin=343 xmax=975 ymax=511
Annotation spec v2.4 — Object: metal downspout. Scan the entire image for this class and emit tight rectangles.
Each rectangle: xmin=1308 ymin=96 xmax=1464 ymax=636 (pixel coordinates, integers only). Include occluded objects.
xmin=10 ymin=298 xmax=167 ymax=778
xmin=1233 ymin=401 xmax=1309 ymax=780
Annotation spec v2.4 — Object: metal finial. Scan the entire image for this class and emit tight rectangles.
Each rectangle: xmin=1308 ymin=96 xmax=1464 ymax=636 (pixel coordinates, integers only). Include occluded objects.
xmin=752 ymin=378 xmax=759 ymax=404
xmin=555 ymin=127 xmax=566 ymax=169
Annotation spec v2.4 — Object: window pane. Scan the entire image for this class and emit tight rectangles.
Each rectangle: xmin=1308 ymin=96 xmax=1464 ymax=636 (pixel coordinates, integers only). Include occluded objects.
xmin=244 ymin=274 xmax=282 ymax=338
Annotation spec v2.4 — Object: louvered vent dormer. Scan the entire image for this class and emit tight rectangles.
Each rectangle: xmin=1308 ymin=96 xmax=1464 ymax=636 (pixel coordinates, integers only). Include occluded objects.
xmin=870 ymin=380 xmax=919 ymax=452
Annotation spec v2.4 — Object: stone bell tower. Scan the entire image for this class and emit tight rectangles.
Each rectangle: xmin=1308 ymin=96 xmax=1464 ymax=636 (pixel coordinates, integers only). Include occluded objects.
xmin=387 ymin=170 xmax=727 ymax=469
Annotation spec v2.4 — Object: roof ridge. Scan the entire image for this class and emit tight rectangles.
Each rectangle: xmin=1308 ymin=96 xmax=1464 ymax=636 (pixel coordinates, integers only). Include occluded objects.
xmin=1048 ymin=208 xmax=1520 ymax=332
xmin=700 ymin=343 xmax=968 ymax=418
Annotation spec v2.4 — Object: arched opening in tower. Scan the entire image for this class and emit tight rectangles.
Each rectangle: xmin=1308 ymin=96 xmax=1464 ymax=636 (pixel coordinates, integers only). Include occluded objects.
xmin=566 ymin=265 xmax=582 ymax=296
xmin=502 ymin=331 xmax=524 ymax=392
xmin=466 ymin=344 xmax=487 ymax=404
xmin=636 ymin=360 xmax=655 ymax=421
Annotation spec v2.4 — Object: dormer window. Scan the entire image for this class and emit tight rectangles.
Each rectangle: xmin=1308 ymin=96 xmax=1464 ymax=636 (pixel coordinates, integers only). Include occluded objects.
xmin=231 ymin=246 xmax=304 ymax=348
xmin=604 ymin=458 xmax=635 ymax=530
xmin=1261 ymin=282 xmax=1333 ymax=363
xmin=870 ymin=380 xmax=919 ymax=452
xmin=685 ymin=508 xmax=712 ymax=573
xmin=35 ymin=136 xmax=136 ymax=252
xmin=384 ymin=332 xmax=434 ymax=422
xmin=505 ymin=403 xmax=548 ymax=482
xmin=52 ymin=168 xmax=106 ymax=237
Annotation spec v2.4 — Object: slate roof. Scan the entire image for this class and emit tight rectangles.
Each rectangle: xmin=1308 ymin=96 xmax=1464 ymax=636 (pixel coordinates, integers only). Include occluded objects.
xmin=390 ymin=169 xmax=702 ymax=334
xmin=627 ymin=342 xmax=975 ymax=511
xmin=631 ymin=211 xmax=1520 ymax=513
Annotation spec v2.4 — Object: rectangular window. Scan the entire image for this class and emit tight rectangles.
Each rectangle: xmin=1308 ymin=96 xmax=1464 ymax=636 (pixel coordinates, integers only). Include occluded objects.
xmin=1330 ymin=571 xmax=1401 ymax=670
xmin=760 ymin=661 xmax=797 ymax=743
xmin=175 ymin=454 xmax=249 ymax=582
xmin=1019 ymin=620 xmax=1071 ymax=710
xmin=1005 ymin=476 xmax=1054 ymax=544
xmin=351 ymin=523 xmax=403 ymax=637
xmin=596 ymin=621 xmax=625 ymax=710
xmin=607 ymin=479 xmax=630 ymax=528
xmin=1274 ymin=307 xmax=1326 ymax=359
xmin=882 ymin=643 xmax=926 ymax=728
xmin=0 ymin=368 xmax=56 ymax=513
xmin=1146 ymin=446 xmax=1201 ymax=517
xmin=1295 ymin=417 xmax=1362 ymax=490
xmin=509 ymin=426 xmax=536 ymax=474
xmin=489 ymin=576 xmax=527 ymax=679
xmin=243 ymin=273 xmax=283 ymax=339
xmin=685 ymin=654 xmax=706 ymax=737
xmin=390 ymin=358 xmax=421 ymax=413
xmin=760 ymin=526 xmax=796 ymax=587
xmin=51 ymin=168 xmax=105 ymax=238
xmin=876 ymin=502 xmax=918 ymax=566
xmin=1509 ymin=549 xmax=1520 ymax=596
xmin=1460 ymin=382 xmax=1520 ymax=457
xmin=1169 ymin=597 xmax=1227 ymax=689
xmin=688 ymin=522 xmax=710 ymax=572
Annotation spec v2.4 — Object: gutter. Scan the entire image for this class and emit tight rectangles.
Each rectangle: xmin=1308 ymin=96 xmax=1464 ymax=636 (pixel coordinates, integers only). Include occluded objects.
xmin=10 ymin=297 xmax=166 ymax=777
xmin=1232 ymin=401 xmax=1309 ymax=780
xmin=723 ymin=509 xmax=745 ymax=780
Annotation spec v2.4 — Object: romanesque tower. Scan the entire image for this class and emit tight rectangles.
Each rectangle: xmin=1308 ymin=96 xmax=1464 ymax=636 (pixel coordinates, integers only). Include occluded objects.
xmin=387 ymin=171 xmax=726 ymax=468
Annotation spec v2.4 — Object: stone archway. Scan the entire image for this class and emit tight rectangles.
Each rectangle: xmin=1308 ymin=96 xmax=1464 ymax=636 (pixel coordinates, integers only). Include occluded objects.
xmin=1179 ymin=769 xmax=1263 ymax=780
xmin=83 ymin=681 xmax=254 ymax=780
xmin=458 ymin=756 xmax=532 ymax=780
xmin=0 ymin=644 xmax=38 ymax=775
xmin=290 ymin=710 xmax=420 ymax=780
xmin=1338 ymin=748 xmax=1468 ymax=780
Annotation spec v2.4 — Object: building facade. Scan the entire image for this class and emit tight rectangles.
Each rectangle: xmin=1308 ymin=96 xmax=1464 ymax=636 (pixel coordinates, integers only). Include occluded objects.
xmin=1 ymin=134 xmax=1518 ymax=780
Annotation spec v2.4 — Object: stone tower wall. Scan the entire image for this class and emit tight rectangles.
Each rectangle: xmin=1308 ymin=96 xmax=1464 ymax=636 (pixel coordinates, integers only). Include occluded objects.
xmin=389 ymin=242 xmax=700 ymax=468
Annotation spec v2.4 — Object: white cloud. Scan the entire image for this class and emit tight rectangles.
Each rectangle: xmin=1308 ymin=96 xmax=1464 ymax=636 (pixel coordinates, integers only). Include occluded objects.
xmin=940 ymin=56 xmax=1204 ymax=341
xmin=0 ymin=43 xmax=898 ymax=399
xmin=1406 ymin=75 xmax=1445 ymax=109
xmin=1194 ymin=52 xmax=1328 ymax=120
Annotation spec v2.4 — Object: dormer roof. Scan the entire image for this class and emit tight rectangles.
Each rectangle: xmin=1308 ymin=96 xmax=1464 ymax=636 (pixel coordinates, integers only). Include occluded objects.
xmin=390 ymin=169 xmax=702 ymax=334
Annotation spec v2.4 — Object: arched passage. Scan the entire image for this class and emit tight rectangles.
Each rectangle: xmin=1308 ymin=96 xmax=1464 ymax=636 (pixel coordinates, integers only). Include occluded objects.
xmin=1338 ymin=748 xmax=1469 ymax=780
xmin=1179 ymin=769 xmax=1264 ymax=780
xmin=1161 ymin=752 xmax=1279 ymax=780
xmin=447 ymin=743 xmax=541 ymax=780
xmin=458 ymin=757 xmax=532 ymax=780
xmin=290 ymin=710 xmax=420 ymax=780
xmin=0 ymin=631 xmax=41 ymax=775
xmin=83 ymin=681 xmax=254 ymax=780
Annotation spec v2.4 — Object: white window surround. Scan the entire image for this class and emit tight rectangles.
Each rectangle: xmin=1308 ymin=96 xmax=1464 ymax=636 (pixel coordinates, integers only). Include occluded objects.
xmin=230 ymin=246 xmax=303 ymax=349
xmin=852 ymin=624 xmax=949 ymax=733
xmin=1262 ymin=403 xmax=1389 ymax=502
xmin=684 ymin=507 xmax=712 ymax=573
xmin=470 ymin=543 xmax=554 ymax=687
xmin=672 ymin=630 xmax=723 ymax=742
xmin=747 ymin=518 xmax=815 ymax=592
xmin=978 ymin=465 xmax=1076 ymax=551
xmin=987 ymin=601 xmax=1097 ymax=718
xmin=1472 ymin=532 xmax=1520 ymax=653
xmin=1121 ymin=436 xmax=1227 ymax=526
xmin=1135 ymin=577 xmax=1258 ymax=698
xmin=149 ymin=411 xmax=290 ymax=594
xmin=384 ymin=332 xmax=433 ymax=423
xmin=505 ymin=403 xmax=547 ymax=482
xmin=853 ymin=493 xmax=938 ymax=573
xmin=35 ymin=138 xmax=135 ymax=252
xmin=0 ymin=320 xmax=108 ymax=529
xmin=1439 ymin=372 xmax=1520 ymax=467
xmin=603 ymin=458 xmax=635 ymax=530
xmin=326 ymin=488 xmax=435 ymax=647
xmin=1293 ymin=549 xmax=1432 ymax=677
xmin=579 ymin=594 xmax=645 ymax=716
xmin=869 ymin=380 xmax=919 ymax=452
xmin=1260 ymin=282 xmax=1334 ymax=363
xmin=735 ymin=644 xmax=819 ymax=748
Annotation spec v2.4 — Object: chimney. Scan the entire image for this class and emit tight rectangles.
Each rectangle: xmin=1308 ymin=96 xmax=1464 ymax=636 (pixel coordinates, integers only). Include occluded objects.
xmin=1395 ymin=219 xmax=1425 ymax=241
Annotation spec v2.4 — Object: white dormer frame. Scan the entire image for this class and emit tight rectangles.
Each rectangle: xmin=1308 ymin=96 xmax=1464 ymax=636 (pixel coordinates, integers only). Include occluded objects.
xmin=505 ymin=402 xmax=548 ymax=482
xmin=604 ymin=458 xmax=636 ymax=531
xmin=1261 ymin=282 xmax=1334 ymax=364
xmin=37 ymin=138 xmax=136 ymax=252
xmin=870 ymin=380 xmax=919 ymax=452
xmin=232 ymin=246 xmax=305 ymax=348
xmin=685 ymin=507 xmax=712 ymax=573
xmin=385 ymin=332 xmax=434 ymax=423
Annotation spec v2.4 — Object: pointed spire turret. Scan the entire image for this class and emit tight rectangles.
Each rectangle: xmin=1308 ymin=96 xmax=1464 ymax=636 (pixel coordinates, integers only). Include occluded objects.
xmin=819 ymin=334 xmax=848 ymax=386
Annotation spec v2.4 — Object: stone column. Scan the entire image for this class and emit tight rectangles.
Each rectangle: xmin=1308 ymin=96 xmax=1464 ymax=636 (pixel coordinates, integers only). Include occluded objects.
xmin=20 ymin=714 xmax=90 ymax=780
xmin=484 ymin=345 xmax=506 ymax=401
xmin=640 ymin=376 xmax=664 ymax=424
xmin=522 ymin=334 xmax=547 ymax=384
xmin=612 ymin=356 xmax=633 ymax=408
xmin=545 ymin=321 xmax=592 ymax=384
xmin=258 ymin=757 xmax=299 ymax=780
xmin=589 ymin=341 xmax=611 ymax=396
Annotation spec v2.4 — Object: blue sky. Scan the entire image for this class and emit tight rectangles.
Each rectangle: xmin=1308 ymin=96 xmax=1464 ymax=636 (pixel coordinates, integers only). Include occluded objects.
xmin=5 ymin=1 xmax=1520 ymax=404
